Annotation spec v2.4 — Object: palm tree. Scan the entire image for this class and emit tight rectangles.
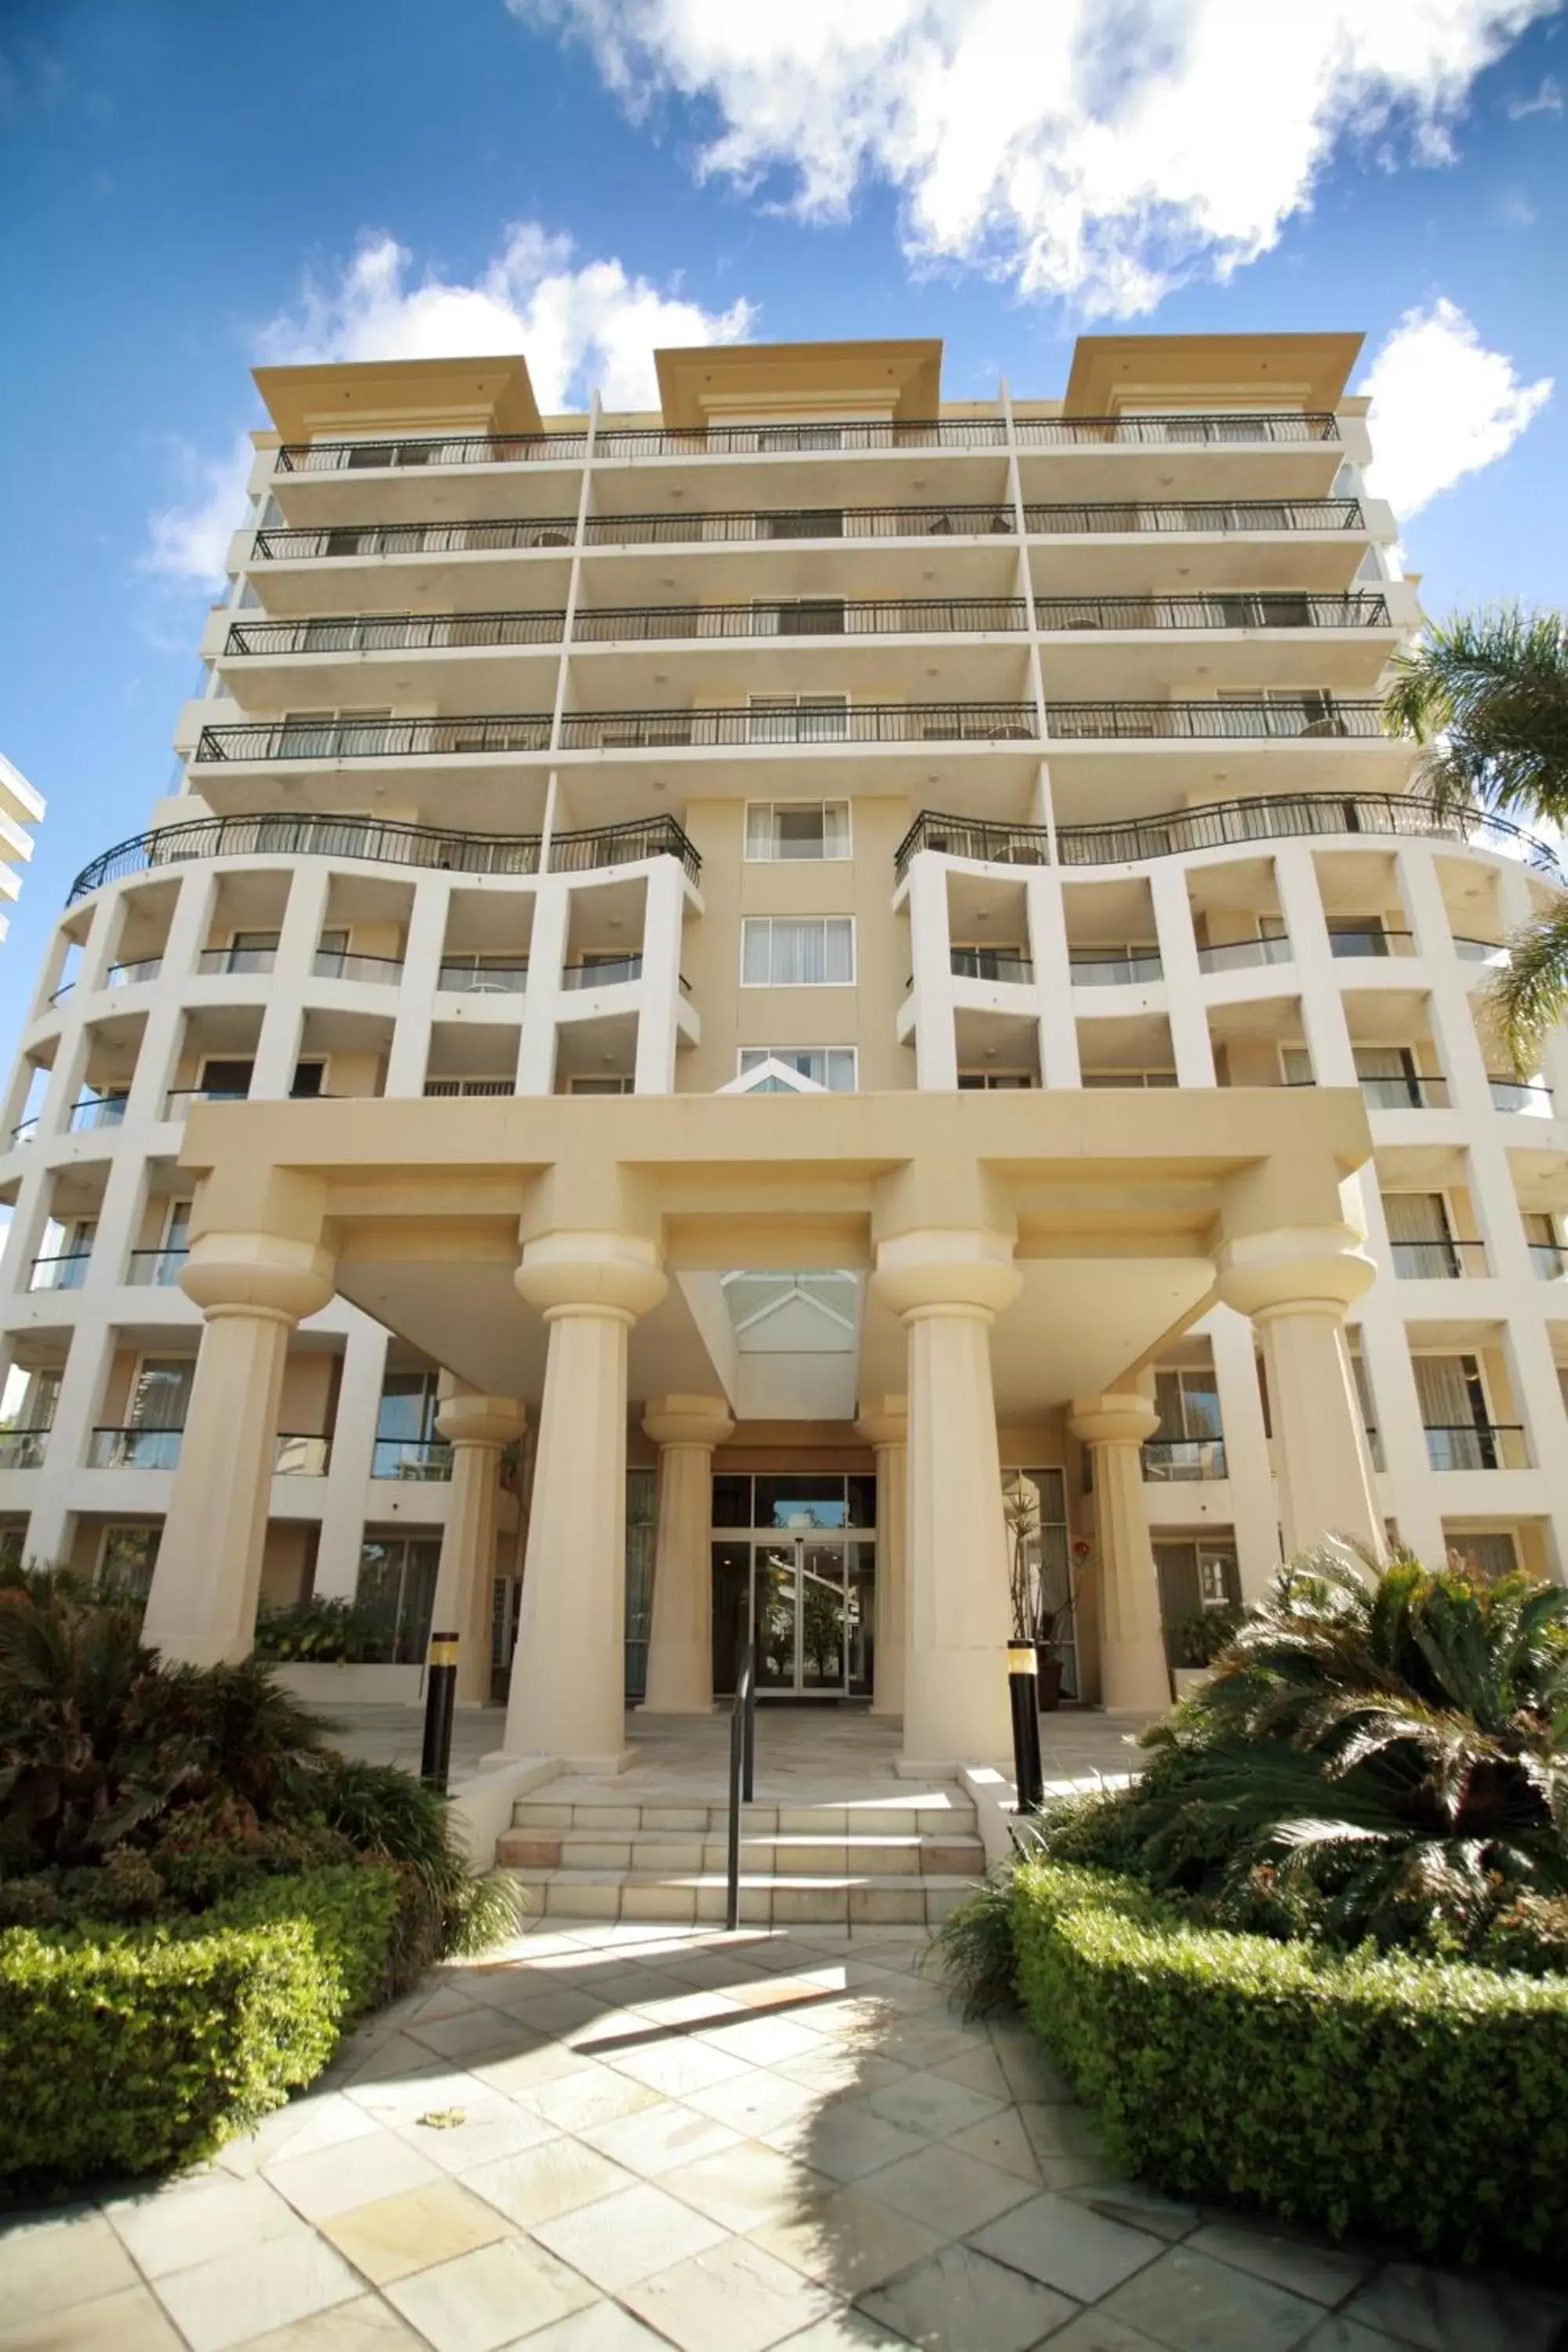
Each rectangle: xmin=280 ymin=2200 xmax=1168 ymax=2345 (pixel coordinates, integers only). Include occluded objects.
xmin=1383 ymin=607 xmax=1568 ymax=1069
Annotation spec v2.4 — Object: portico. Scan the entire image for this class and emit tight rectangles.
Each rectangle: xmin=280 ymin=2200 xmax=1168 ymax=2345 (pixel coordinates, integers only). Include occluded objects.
xmin=146 ymin=1086 xmax=1381 ymax=1770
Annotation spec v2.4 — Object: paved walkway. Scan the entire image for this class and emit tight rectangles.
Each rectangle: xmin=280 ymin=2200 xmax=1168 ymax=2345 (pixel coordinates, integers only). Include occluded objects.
xmin=6 ymin=1915 xmax=1562 ymax=2352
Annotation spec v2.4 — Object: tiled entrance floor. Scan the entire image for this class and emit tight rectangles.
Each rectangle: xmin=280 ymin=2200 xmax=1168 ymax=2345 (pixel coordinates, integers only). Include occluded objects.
xmin=5 ymin=1916 xmax=1561 ymax=2352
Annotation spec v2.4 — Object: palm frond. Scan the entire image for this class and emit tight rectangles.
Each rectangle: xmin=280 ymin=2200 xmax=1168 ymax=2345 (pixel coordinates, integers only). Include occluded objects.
xmin=1383 ymin=607 xmax=1568 ymax=826
xmin=1487 ymin=898 xmax=1568 ymax=1078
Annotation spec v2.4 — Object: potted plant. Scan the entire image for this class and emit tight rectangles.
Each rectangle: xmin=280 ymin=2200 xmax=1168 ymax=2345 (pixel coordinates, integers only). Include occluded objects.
xmin=1003 ymin=1486 xmax=1093 ymax=1712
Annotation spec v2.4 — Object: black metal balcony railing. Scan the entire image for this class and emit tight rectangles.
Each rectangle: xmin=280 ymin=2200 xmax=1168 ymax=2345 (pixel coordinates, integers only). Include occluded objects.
xmin=165 ymin=1087 xmax=249 ymax=1116
xmin=313 ymin=949 xmax=405 ymax=985
xmin=371 ymin=1438 xmax=453 ymax=1480
xmin=583 ymin=504 xmax=1016 ymax=546
xmin=1024 ymin=498 xmax=1363 ymax=534
xmin=126 ymin=1247 xmax=189 ymax=1287
xmin=561 ymin=956 xmax=644 ymax=990
xmin=1423 ymin=1424 xmax=1528 ymax=1472
xmin=195 ymin=715 xmax=554 ymax=763
xmin=275 ymin=434 xmax=587 ymax=472
xmin=1530 ymin=1243 xmax=1566 ymax=1279
xmin=1328 ymin=928 xmax=1414 ymax=958
xmin=106 ymin=956 xmax=163 ymax=985
xmin=1142 ymin=1438 xmax=1229 ymax=1481
xmin=573 ymin=597 xmax=1028 ymax=641
xmin=1070 ymin=949 xmax=1163 ymax=985
xmin=1047 ymin=698 xmax=1385 ymax=740
xmin=10 ymin=1117 xmax=38 ymax=1145
xmin=1489 ymin=1076 xmax=1555 ymax=1115
xmin=70 ymin=1095 xmax=127 ymax=1132
xmin=68 ymin=809 xmax=702 ymax=904
xmin=1389 ymin=1240 xmax=1489 ymax=1279
xmin=89 ymin=1425 xmax=183 ymax=1472
xmin=1014 ymin=412 xmax=1338 ymax=445
xmin=49 ymin=981 xmax=74 ymax=1007
xmin=559 ymin=702 xmax=1037 ymax=750
xmin=593 ymin=418 xmax=1008 ymax=456
xmin=227 ymin=612 xmax=565 ymax=656
xmin=0 ymin=1428 xmax=49 ymax=1469
xmin=1196 ymin=935 xmax=1293 ymax=974
xmin=1361 ymin=1075 xmax=1449 ymax=1111
xmin=255 ymin=519 xmax=578 ymax=561
xmin=950 ymin=947 xmax=1034 ymax=983
xmin=28 ymin=1251 xmax=91 ymax=1292
xmin=894 ymin=793 xmax=1566 ymax=884
xmin=1036 ymin=593 xmax=1388 ymax=631
xmin=197 ymin=946 xmax=277 ymax=976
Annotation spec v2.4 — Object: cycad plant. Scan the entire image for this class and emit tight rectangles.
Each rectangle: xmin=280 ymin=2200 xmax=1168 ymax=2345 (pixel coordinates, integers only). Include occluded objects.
xmin=1383 ymin=606 xmax=1568 ymax=1071
xmin=1056 ymin=1544 xmax=1568 ymax=1951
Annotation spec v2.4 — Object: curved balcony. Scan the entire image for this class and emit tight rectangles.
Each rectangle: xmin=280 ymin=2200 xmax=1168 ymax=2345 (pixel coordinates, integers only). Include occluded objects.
xmin=276 ymin=434 xmax=587 ymax=473
xmin=0 ymin=1428 xmax=49 ymax=1470
xmin=313 ymin=949 xmax=405 ymax=985
xmin=227 ymin=612 xmax=565 ymax=655
xmin=583 ymin=504 xmax=1018 ymax=546
xmin=67 ymin=809 xmax=700 ymax=906
xmin=255 ymin=519 xmax=578 ymax=561
xmin=894 ymin=793 xmax=1563 ymax=883
xmin=194 ymin=714 xmax=554 ymax=764
xmin=594 ymin=419 xmax=1007 ymax=457
xmin=1047 ymin=698 xmax=1383 ymax=741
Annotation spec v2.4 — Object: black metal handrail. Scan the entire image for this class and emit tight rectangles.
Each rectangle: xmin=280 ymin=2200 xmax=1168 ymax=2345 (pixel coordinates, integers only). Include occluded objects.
xmin=1024 ymin=498 xmax=1363 ymax=533
xmin=726 ymin=1641 xmax=757 ymax=1933
xmin=1422 ymin=1423 xmax=1528 ymax=1471
xmin=1389 ymin=1240 xmax=1489 ymax=1277
xmin=1360 ymin=1076 xmax=1450 ymax=1110
xmin=559 ymin=702 xmax=1037 ymax=750
xmin=275 ymin=434 xmax=587 ymax=471
xmin=1047 ymin=698 xmax=1385 ymax=740
xmin=67 ymin=809 xmax=701 ymax=904
xmin=1035 ymin=593 xmax=1388 ymax=630
xmin=195 ymin=715 xmax=554 ymax=762
xmin=583 ymin=503 xmax=1016 ymax=545
xmin=596 ymin=419 xmax=1007 ymax=455
xmin=256 ymin=519 xmax=578 ymax=560
xmin=573 ymin=597 xmax=1027 ymax=640
xmin=1014 ymin=411 xmax=1338 ymax=445
xmin=227 ymin=612 xmax=566 ymax=655
xmin=894 ymin=793 xmax=1565 ymax=883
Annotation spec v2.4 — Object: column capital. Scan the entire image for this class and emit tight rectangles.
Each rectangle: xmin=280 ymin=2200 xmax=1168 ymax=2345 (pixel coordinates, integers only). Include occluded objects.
xmin=871 ymin=1229 xmax=1021 ymax=1323
xmin=180 ymin=1232 xmax=336 ymax=1323
xmin=1213 ymin=1224 xmax=1375 ymax=1321
xmin=436 ymin=1393 xmax=528 ymax=1449
xmin=514 ymin=1229 xmax=667 ymax=1322
xmin=1068 ymin=1392 xmax=1160 ymax=1450
xmin=643 ymin=1393 xmax=734 ymax=1450
xmin=855 ymin=1394 xmax=908 ymax=1448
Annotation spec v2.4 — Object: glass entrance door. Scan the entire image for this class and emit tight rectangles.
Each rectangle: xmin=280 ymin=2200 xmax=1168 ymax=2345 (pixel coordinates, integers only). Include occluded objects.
xmin=751 ymin=1538 xmax=849 ymax=1696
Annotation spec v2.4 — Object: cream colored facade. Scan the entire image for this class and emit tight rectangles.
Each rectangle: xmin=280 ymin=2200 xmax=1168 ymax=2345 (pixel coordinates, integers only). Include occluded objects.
xmin=2 ymin=332 xmax=1566 ymax=1768
xmin=0 ymin=753 xmax=45 ymax=946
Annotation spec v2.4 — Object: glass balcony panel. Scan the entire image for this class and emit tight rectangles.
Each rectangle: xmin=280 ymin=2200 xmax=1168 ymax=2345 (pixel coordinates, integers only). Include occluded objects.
xmin=371 ymin=1438 xmax=453 ymax=1481
xmin=125 ymin=1247 xmax=190 ymax=1287
xmin=1421 ymin=1424 xmax=1528 ymax=1471
xmin=1196 ymin=936 xmax=1291 ymax=973
xmin=0 ymin=1428 xmax=49 ymax=1469
xmin=274 ymin=1433 xmax=332 ymax=1476
xmin=89 ymin=1426 xmax=184 ymax=1471
xmin=69 ymin=1097 xmax=128 ymax=1131
xmin=1142 ymin=1438 xmax=1228 ymax=1481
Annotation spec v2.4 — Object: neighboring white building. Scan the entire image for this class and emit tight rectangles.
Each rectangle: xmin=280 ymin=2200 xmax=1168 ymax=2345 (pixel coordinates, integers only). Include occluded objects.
xmin=0 ymin=753 xmax=45 ymax=946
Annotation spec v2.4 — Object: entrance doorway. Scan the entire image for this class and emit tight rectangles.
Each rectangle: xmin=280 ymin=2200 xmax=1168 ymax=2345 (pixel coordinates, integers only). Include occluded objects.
xmin=711 ymin=1535 xmax=875 ymax=1698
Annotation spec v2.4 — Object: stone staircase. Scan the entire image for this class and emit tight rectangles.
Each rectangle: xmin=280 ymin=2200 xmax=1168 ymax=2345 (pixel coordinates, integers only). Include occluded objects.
xmin=496 ymin=1782 xmax=985 ymax=1926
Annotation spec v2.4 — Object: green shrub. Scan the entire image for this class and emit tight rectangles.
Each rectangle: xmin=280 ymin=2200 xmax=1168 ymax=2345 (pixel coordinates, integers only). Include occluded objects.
xmin=254 ymin=1595 xmax=389 ymax=1664
xmin=1011 ymin=1858 xmax=1568 ymax=2263
xmin=0 ymin=1865 xmax=398 ymax=2190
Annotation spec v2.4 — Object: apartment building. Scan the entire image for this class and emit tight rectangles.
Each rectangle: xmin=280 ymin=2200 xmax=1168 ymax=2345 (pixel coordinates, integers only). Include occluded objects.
xmin=0 ymin=753 xmax=45 ymax=946
xmin=2 ymin=331 xmax=1565 ymax=1773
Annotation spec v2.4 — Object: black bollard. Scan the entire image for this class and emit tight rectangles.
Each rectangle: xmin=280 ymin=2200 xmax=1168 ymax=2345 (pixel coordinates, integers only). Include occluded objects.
xmin=1007 ymin=1641 xmax=1045 ymax=1816
xmin=421 ymin=1630 xmax=459 ymax=1792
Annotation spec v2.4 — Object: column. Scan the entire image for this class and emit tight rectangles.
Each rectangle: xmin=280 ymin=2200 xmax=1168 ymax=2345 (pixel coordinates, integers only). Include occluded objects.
xmin=502 ymin=1230 xmax=666 ymax=1766
xmin=517 ymin=875 xmax=570 ymax=1097
xmin=385 ymin=877 xmax=451 ymax=1098
xmin=641 ymin=1394 xmax=733 ymax=1712
xmin=1149 ymin=863 xmax=1215 ymax=1087
xmin=870 ymin=1230 xmax=1019 ymax=1766
xmin=1066 ymin=1394 xmax=1168 ymax=1711
xmin=431 ymin=1388 xmax=527 ymax=1705
xmin=633 ymin=861 xmax=687 ymax=1096
xmin=906 ymin=858 xmax=958 ymax=1091
xmin=1214 ymin=1225 xmax=1383 ymax=1560
xmin=142 ymin=1232 xmax=336 ymax=1664
xmin=252 ymin=865 xmax=331 ymax=1099
xmin=1023 ymin=871 xmax=1080 ymax=1090
xmin=855 ymin=1396 xmax=908 ymax=1718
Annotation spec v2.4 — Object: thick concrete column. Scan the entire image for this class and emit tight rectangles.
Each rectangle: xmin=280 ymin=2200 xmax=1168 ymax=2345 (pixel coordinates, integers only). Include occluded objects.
xmin=503 ymin=1231 xmax=666 ymax=1766
xmin=641 ymin=1393 xmax=733 ymax=1713
xmin=1067 ymin=1393 xmax=1169 ymax=1712
xmin=855 ymin=1396 xmax=908 ymax=1717
xmin=871 ymin=1232 xmax=1019 ymax=1767
xmin=142 ymin=1232 xmax=336 ymax=1664
xmin=432 ymin=1388 xmax=528 ymax=1705
xmin=1215 ymin=1225 xmax=1382 ymax=1560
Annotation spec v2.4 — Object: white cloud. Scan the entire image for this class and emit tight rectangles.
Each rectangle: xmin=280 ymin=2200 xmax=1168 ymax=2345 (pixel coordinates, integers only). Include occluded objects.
xmin=142 ymin=434 xmax=253 ymax=586
xmin=1504 ymin=71 xmax=1563 ymax=114
xmin=1359 ymin=297 xmax=1552 ymax=520
xmin=256 ymin=224 xmax=756 ymax=411
xmin=517 ymin=0 xmax=1556 ymax=315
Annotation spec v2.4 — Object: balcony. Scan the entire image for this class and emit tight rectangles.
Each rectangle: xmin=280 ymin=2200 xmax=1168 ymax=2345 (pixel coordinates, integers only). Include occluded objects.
xmin=1360 ymin=1076 xmax=1449 ymax=1111
xmin=1328 ymin=928 xmax=1414 ymax=960
xmin=89 ymin=1425 xmax=183 ymax=1471
xmin=126 ymin=1247 xmax=189 ymax=1287
xmin=106 ymin=956 xmax=163 ymax=986
xmin=1047 ymin=698 xmax=1382 ymax=741
xmin=594 ymin=418 xmax=1007 ymax=458
xmin=1014 ymin=412 xmax=1337 ymax=447
xmin=0 ymin=1428 xmax=49 ymax=1469
xmin=583 ymin=503 xmax=1017 ymax=546
xmin=195 ymin=715 xmax=554 ymax=764
xmin=951 ymin=947 xmax=1034 ymax=983
xmin=561 ymin=955 xmax=643 ymax=990
xmin=1035 ymin=593 xmax=1388 ymax=631
xmin=1388 ymin=1240 xmax=1489 ymax=1278
xmin=227 ymin=612 xmax=565 ymax=656
xmin=1423 ymin=1424 xmax=1528 ymax=1472
xmin=28 ymin=1251 xmax=91 ymax=1292
xmin=1530 ymin=1243 xmax=1566 ymax=1281
xmin=276 ymin=433 xmax=587 ymax=473
xmin=1489 ymin=1076 xmax=1555 ymax=1116
xmin=48 ymin=981 xmax=74 ymax=1007
xmin=1023 ymin=497 xmax=1362 ymax=534
xmin=371 ymin=1438 xmax=452 ymax=1480
xmin=255 ymin=518 xmax=578 ymax=561
xmin=1453 ymin=936 xmax=1509 ymax=965
xmin=1197 ymin=937 xmax=1293 ymax=975
xmin=10 ymin=1117 xmax=38 ymax=1145
xmin=559 ymin=702 xmax=1036 ymax=750
xmin=893 ymin=793 xmax=1564 ymax=884
xmin=573 ymin=597 xmax=1028 ymax=641
xmin=423 ymin=1079 xmax=514 ymax=1098
xmin=165 ymin=1087 xmax=249 ymax=1117
xmin=197 ymin=946 xmax=277 ymax=976
xmin=312 ymin=949 xmax=405 ymax=985
xmin=437 ymin=959 xmax=528 ymax=994
xmin=1142 ymin=1438 xmax=1228 ymax=1481
xmin=274 ymin=1433 xmax=332 ymax=1475
xmin=69 ymin=1096 xmax=127 ymax=1133
xmin=1070 ymin=949 xmax=1163 ymax=986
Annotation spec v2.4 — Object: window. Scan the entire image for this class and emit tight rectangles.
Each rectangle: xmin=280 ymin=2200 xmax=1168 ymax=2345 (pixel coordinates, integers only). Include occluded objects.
xmin=354 ymin=1536 xmax=441 ymax=1662
xmin=1414 ymin=1354 xmax=1505 ymax=1468
xmin=198 ymin=1058 xmax=254 ymax=1099
xmin=566 ymin=1076 xmax=635 ymax=1094
xmin=745 ymin=802 xmax=851 ymax=861
xmin=1448 ymin=1530 xmax=1519 ymax=1579
xmin=958 ymin=1072 xmax=1039 ymax=1090
xmin=98 ymin=1524 xmax=160 ymax=1601
xmin=1080 ymin=1069 xmax=1178 ymax=1089
xmin=1153 ymin=1541 xmax=1241 ymax=1661
xmin=1147 ymin=1368 xmax=1225 ymax=1479
xmin=372 ymin=1373 xmax=450 ymax=1479
xmin=1384 ymin=1192 xmax=1462 ymax=1278
xmin=1000 ymin=1468 xmax=1076 ymax=1693
xmin=129 ymin=1358 xmax=193 ymax=1432
xmin=741 ymin=917 xmax=854 ymax=987
xmin=290 ymin=1062 xmax=327 ymax=1099
xmin=762 ymin=510 xmax=844 ymax=540
xmin=755 ymin=599 xmax=847 ymax=637
xmin=739 ymin=1047 xmax=856 ymax=1091
xmin=1354 ymin=1047 xmax=1429 ymax=1109
xmin=746 ymin=695 xmax=849 ymax=744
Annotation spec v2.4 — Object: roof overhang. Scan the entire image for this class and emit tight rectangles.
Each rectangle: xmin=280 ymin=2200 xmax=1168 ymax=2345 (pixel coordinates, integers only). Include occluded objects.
xmin=655 ymin=339 xmax=943 ymax=429
xmin=1064 ymin=333 xmax=1363 ymax=417
xmin=253 ymin=354 xmax=543 ymax=441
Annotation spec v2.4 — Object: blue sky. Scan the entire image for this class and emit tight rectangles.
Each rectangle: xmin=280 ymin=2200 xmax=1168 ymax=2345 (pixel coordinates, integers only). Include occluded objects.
xmin=2 ymin=0 xmax=1566 ymax=1065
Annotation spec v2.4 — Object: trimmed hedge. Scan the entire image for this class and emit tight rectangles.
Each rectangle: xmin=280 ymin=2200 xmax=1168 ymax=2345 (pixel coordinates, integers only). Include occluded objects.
xmin=1011 ymin=1859 xmax=1568 ymax=2265
xmin=0 ymin=1864 xmax=399 ymax=2190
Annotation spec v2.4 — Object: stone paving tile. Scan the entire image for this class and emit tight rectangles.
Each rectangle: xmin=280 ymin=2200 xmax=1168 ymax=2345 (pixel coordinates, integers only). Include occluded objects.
xmin=530 ymin=2180 xmax=731 ymax=2291
xmin=152 ymin=2233 xmax=362 ymax=2352
xmin=1338 ymin=2263 xmax=1565 ymax=2352
xmin=1186 ymin=2220 xmax=1376 ymax=2307
xmin=319 ymin=2181 xmax=513 ymax=2285
xmin=1043 ymin=2312 xmax=1171 ymax=2351
xmin=517 ymin=2303 xmax=683 ymax=2350
xmin=1298 ymin=2323 xmax=1424 ymax=2352
xmin=1098 ymin=2245 xmax=1326 ymax=2352
xmin=396 ymin=2097 xmax=560 ymax=2176
xmin=383 ymin=2234 xmax=597 ymax=2351
xmin=769 ymin=2313 xmax=920 ymax=2350
xmin=1067 ymin=2179 xmax=1201 ymax=2242
xmin=680 ymin=2064 xmax=822 ymax=2138
xmin=942 ymin=2107 xmax=1043 ymax=2183
xmin=661 ymin=2140 xmax=831 ymax=2232
xmin=749 ymin=2181 xmax=943 ymax=2298
xmin=230 ymin=2299 xmax=427 ymax=2350
xmin=401 ymin=2011 xmax=526 ymax=2067
xmin=0 ymin=2207 xmax=140 ymax=2324
xmin=265 ymin=2128 xmax=445 ymax=2224
xmin=461 ymin=2139 xmax=641 ymax=2229
xmin=0 ymin=2282 xmax=187 ymax=2352
xmin=856 ymin=2240 xmax=1076 ymax=2351
xmin=527 ymin=2066 xmax=666 ymax=2134
xmin=602 ymin=2034 xmax=755 ymax=2098
xmin=107 ymin=2174 xmax=307 ymax=2278
xmin=760 ymin=2098 xmax=931 ymax=2182
xmin=621 ymin=2235 xmax=837 ymax=2352
xmin=576 ymin=2098 xmax=742 ymax=2179
xmin=863 ymin=2068 xmax=1004 ymax=2140
xmin=969 ymin=2189 xmax=1166 ymax=2302
xmin=859 ymin=2143 xmax=1035 ymax=2238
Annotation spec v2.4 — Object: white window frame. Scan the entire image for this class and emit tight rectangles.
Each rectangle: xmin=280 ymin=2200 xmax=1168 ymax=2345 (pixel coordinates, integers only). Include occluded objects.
xmin=739 ymin=916 xmax=856 ymax=988
xmin=743 ymin=800 xmax=853 ymax=862
xmin=737 ymin=1046 xmax=858 ymax=1091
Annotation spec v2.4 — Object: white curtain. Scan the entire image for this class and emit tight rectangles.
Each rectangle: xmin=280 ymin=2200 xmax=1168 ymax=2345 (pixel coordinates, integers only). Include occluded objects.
xmin=1413 ymin=1356 xmax=1474 ymax=1428
xmin=130 ymin=1360 xmax=194 ymax=1430
xmin=744 ymin=920 xmax=852 ymax=985
xmin=1383 ymin=1193 xmax=1450 ymax=1242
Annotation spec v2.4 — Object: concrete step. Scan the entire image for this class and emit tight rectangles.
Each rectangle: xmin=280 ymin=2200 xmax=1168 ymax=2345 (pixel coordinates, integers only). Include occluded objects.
xmin=510 ymin=1795 xmax=978 ymax=1838
xmin=501 ymin=1864 xmax=978 ymax=1927
xmin=496 ymin=1828 xmax=986 ymax=1878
